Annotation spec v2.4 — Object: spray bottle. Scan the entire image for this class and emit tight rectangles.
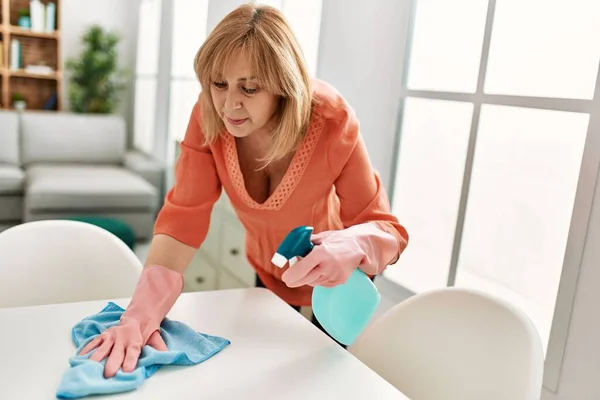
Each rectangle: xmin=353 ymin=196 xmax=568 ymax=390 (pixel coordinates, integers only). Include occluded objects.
xmin=272 ymin=226 xmax=381 ymax=345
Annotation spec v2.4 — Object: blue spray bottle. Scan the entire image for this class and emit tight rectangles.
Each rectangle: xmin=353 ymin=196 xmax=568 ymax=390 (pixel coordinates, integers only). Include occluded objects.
xmin=272 ymin=226 xmax=381 ymax=345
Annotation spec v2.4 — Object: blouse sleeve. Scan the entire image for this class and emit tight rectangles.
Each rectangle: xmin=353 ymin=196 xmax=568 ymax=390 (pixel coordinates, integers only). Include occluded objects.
xmin=153 ymin=101 xmax=222 ymax=248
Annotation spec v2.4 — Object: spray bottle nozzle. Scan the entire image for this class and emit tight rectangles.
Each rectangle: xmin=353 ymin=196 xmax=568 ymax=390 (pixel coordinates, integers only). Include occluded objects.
xmin=271 ymin=226 xmax=314 ymax=268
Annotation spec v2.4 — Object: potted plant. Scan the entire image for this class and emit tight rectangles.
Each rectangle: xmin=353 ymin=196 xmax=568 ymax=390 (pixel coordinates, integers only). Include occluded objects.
xmin=65 ymin=25 xmax=127 ymax=113
xmin=12 ymin=93 xmax=26 ymax=111
xmin=18 ymin=8 xmax=31 ymax=29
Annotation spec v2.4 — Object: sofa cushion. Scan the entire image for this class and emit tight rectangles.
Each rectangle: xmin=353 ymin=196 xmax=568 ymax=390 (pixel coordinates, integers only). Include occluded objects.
xmin=124 ymin=150 xmax=164 ymax=190
xmin=21 ymin=112 xmax=126 ymax=166
xmin=25 ymin=164 xmax=158 ymax=211
xmin=0 ymin=111 xmax=20 ymax=165
xmin=0 ymin=165 xmax=25 ymax=194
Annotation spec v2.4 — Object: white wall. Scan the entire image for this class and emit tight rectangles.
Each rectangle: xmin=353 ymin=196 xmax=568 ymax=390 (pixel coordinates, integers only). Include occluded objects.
xmin=61 ymin=0 xmax=141 ymax=135
xmin=316 ymin=0 xmax=412 ymax=189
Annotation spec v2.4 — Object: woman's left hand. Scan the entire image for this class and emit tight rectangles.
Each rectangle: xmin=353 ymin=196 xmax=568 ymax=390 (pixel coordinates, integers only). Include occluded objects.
xmin=281 ymin=230 xmax=366 ymax=288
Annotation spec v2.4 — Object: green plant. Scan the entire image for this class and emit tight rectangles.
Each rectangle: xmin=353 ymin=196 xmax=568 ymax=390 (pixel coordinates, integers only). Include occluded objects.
xmin=12 ymin=92 xmax=25 ymax=102
xmin=66 ymin=25 xmax=127 ymax=113
xmin=18 ymin=8 xmax=29 ymax=18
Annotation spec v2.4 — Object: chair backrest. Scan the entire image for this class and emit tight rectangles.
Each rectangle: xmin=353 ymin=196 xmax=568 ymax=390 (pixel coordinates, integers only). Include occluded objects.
xmin=350 ymin=287 xmax=544 ymax=400
xmin=0 ymin=220 xmax=142 ymax=308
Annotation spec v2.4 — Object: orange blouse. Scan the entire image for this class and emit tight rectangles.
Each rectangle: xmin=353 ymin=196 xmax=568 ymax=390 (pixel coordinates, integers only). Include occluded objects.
xmin=154 ymin=79 xmax=408 ymax=306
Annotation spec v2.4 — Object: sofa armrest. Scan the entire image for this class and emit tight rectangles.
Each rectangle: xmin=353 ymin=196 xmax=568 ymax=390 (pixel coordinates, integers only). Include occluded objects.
xmin=123 ymin=150 xmax=164 ymax=191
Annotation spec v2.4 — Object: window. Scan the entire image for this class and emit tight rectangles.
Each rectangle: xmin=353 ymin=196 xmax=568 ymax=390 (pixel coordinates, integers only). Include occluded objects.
xmin=484 ymin=0 xmax=600 ymax=99
xmin=133 ymin=0 xmax=162 ymax=154
xmin=391 ymin=97 xmax=473 ymax=293
xmin=406 ymin=0 xmax=488 ymax=93
xmin=168 ymin=0 xmax=207 ymax=144
xmin=132 ymin=0 xmax=209 ymax=168
xmin=255 ymin=0 xmax=323 ymax=77
xmin=388 ymin=0 xmax=600 ymax=391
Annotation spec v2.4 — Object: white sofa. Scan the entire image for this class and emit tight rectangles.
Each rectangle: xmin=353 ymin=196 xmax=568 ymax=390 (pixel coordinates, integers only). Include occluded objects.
xmin=0 ymin=110 xmax=163 ymax=239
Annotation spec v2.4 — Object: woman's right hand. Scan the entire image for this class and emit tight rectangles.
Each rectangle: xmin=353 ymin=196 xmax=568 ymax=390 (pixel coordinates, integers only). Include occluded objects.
xmin=78 ymin=264 xmax=184 ymax=378
xmin=79 ymin=319 xmax=167 ymax=378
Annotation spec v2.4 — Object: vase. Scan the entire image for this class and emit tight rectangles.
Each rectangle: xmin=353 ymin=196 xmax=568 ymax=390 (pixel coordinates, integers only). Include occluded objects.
xmin=13 ymin=100 xmax=27 ymax=111
xmin=18 ymin=16 xmax=31 ymax=29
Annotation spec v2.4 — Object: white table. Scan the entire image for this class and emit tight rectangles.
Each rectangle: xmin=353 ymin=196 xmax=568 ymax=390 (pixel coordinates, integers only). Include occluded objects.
xmin=0 ymin=288 xmax=409 ymax=399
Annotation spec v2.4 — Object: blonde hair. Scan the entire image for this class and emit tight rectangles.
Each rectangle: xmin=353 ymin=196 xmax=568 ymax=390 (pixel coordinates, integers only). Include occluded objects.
xmin=194 ymin=3 xmax=314 ymax=166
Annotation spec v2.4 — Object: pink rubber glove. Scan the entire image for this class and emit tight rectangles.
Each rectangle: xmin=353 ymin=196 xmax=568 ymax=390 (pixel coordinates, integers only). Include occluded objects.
xmin=281 ymin=222 xmax=399 ymax=288
xmin=79 ymin=264 xmax=183 ymax=378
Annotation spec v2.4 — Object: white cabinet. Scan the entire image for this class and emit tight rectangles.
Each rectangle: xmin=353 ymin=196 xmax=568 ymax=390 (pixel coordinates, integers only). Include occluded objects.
xmin=219 ymin=215 xmax=256 ymax=287
xmin=183 ymin=252 xmax=218 ymax=292
xmin=218 ymin=269 xmax=248 ymax=290
xmin=182 ymin=192 xmax=256 ymax=293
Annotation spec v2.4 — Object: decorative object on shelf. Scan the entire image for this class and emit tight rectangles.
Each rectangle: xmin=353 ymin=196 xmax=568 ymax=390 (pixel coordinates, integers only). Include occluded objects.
xmin=45 ymin=2 xmax=56 ymax=32
xmin=18 ymin=8 xmax=31 ymax=29
xmin=10 ymin=39 xmax=21 ymax=70
xmin=12 ymin=92 xmax=27 ymax=111
xmin=25 ymin=64 xmax=54 ymax=75
xmin=29 ymin=0 xmax=45 ymax=33
xmin=66 ymin=25 xmax=126 ymax=113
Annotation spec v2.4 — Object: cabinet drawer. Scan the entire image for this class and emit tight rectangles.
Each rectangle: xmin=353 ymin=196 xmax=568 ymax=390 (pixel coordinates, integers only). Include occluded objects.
xmin=219 ymin=219 xmax=256 ymax=287
xmin=218 ymin=270 xmax=248 ymax=290
xmin=183 ymin=252 xmax=217 ymax=292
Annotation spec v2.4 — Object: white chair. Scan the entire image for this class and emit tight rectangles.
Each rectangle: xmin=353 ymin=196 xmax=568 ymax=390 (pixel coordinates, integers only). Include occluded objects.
xmin=350 ymin=287 xmax=544 ymax=400
xmin=0 ymin=220 xmax=143 ymax=308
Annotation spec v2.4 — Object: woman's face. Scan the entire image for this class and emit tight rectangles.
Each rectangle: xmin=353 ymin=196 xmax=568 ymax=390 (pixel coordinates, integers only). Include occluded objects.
xmin=210 ymin=51 xmax=279 ymax=138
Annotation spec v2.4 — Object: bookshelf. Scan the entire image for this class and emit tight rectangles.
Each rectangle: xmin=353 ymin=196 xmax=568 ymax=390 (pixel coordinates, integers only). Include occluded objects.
xmin=0 ymin=0 xmax=61 ymax=111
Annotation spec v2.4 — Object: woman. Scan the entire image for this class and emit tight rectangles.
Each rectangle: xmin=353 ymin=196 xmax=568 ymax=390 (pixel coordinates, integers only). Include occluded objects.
xmin=81 ymin=3 xmax=408 ymax=378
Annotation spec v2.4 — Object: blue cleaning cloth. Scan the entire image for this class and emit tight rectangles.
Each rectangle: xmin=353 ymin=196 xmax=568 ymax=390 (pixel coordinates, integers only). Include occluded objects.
xmin=56 ymin=302 xmax=230 ymax=399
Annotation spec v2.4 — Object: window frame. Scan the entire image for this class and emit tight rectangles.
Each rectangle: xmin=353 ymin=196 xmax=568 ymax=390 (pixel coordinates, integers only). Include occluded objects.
xmin=386 ymin=0 xmax=600 ymax=392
